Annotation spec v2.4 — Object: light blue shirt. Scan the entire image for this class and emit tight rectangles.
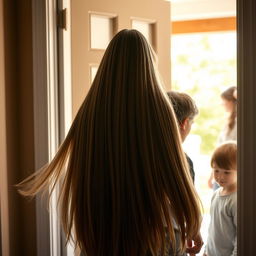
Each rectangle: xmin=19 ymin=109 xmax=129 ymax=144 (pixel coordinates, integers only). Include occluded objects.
xmin=206 ymin=188 xmax=237 ymax=256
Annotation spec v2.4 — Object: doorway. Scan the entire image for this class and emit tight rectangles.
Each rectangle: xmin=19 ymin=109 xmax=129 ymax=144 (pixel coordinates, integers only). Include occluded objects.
xmin=170 ymin=3 xmax=237 ymax=254
xmin=28 ymin=1 xmax=255 ymax=255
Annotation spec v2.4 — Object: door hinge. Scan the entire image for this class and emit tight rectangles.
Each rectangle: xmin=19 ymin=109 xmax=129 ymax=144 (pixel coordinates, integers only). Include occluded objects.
xmin=57 ymin=8 xmax=67 ymax=30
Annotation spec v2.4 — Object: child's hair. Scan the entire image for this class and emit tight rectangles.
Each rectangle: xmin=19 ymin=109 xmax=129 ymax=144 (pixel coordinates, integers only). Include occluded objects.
xmin=221 ymin=86 xmax=237 ymax=133
xmin=211 ymin=141 xmax=237 ymax=170
xmin=167 ymin=91 xmax=198 ymax=125
xmin=17 ymin=29 xmax=201 ymax=256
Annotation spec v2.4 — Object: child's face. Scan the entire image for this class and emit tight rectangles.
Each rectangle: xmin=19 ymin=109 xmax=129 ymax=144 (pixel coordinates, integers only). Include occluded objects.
xmin=212 ymin=164 xmax=237 ymax=189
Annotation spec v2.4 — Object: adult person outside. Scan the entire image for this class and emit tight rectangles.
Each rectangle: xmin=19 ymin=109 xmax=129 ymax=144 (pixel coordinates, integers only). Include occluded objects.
xmin=208 ymin=86 xmax=237 ymax=190
xmin=167 ymin=91 xmax=199 ymax=183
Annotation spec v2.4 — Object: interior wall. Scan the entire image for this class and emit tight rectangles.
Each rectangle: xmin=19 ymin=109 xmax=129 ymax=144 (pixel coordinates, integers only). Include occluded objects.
xmin=71 ymin=0 xmax=171 ymax=116
xmin=1 ymin=0 xmax=37 ymax=255
xmin=17 ymin=0 xmax=37 ymax=254
xmin=2 ymin=0 xmax=21 ymax=254
xmin=0 ymin=0 xmax=9 ymax=255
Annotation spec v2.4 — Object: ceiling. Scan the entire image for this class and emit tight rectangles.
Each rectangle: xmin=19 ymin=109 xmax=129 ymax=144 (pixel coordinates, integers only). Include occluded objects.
xmin=169 ymin=0 xmax=236 ymax=21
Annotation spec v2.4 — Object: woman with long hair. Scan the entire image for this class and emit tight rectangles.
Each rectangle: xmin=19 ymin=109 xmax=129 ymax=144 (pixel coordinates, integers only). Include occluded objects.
xmin=218 ymin=86 xmax=237 ymax=143
xmin=18 ymin=29 xmax=202 ymax=256
xmin=208 ymin=86 xmax=237 ymax=190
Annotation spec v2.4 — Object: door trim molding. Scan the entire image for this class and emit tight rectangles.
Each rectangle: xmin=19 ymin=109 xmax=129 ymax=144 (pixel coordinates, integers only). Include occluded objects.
xmin=237 ymin=0 xmax=256 ymax=254
xmin=32 ymin=0 xmax=51 ymax=255
xmin=32 ymin=0 xmax=61 ymax=255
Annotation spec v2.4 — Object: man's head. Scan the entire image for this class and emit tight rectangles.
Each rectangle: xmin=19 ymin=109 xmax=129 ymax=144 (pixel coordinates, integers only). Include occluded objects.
xmin=167 ymin=91 xmax=198 ymax=142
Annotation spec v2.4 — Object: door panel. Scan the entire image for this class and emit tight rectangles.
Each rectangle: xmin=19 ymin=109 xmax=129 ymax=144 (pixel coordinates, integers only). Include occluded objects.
xmin=71 ymin=0 xmax=171 ymax=116
xmin=62 ymin=1 xmax=171 ymax=255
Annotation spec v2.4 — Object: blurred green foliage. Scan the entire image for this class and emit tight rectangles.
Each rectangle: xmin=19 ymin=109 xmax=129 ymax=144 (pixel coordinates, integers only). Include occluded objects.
xmin=171 ymin=33 xmax=236 ymax=155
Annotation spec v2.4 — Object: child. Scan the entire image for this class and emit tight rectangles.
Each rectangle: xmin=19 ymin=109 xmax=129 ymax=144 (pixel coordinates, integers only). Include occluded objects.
xmin=18 ymin=29 xmax=203 ymax=256
xmin=204 ymin=142 xmax=237 ymax=256
xmin=167 ymin=91 xmax=199 ymax=182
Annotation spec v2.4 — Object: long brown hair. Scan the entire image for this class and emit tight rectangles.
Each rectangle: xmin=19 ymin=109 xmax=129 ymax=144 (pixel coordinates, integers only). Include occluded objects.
xmin=221 ymin=86 xmax=237 ymax=134
xmin=18 ymin=29 xmax=201 ymax=256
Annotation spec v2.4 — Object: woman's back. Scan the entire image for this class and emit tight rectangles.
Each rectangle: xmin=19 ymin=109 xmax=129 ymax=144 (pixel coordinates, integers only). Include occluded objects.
xmin=18 ymin=29 xmax=202 ymax=256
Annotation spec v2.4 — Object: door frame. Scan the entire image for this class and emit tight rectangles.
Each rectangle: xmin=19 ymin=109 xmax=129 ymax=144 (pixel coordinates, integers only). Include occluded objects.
xmin=237 ymin=0 xmax=256 ymax=254
xmin=32 ymin=0 xmax=62 ymax=255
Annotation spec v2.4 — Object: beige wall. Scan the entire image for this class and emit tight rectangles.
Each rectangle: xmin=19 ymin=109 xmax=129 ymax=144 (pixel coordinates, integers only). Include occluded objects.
xmin=0 ymin=0 xmax=9 ymax=255
xmin=0 ymin=0 xmax=37 ymax=255
xmin=17 ymin=1 xmax=37 ymax=255
xmin=71 ymin=0 xmax=171 ymax=116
